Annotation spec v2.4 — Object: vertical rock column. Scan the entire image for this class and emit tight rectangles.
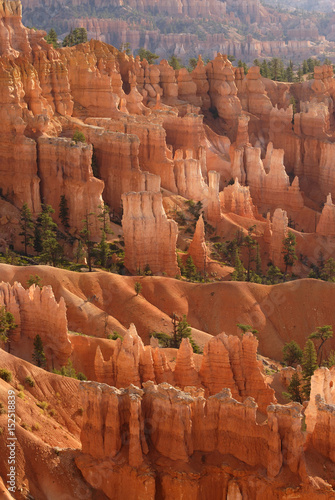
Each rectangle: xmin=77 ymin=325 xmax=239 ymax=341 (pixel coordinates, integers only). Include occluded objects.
xmin=122 ymin=191 xmax=179 ymax=277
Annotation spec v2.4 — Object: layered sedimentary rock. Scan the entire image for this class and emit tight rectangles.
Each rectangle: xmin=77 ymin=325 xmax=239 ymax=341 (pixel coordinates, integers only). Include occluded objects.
xmin=245 ymin=143 xmax=304 ymax=212
xmin=91 ymin=324 xmax=275 ymax=412
xmin=76 ymin=380 xmax=305 ymax=500
xmin=187 ymin=214 xmax=208 ymax=272
xmin=316 ymin=194 xmax=335 ymax=235
xmin=173 ymin=149 xmax=209 ymax=201
xmin=220 ymin=178 xmax=256 ymax=218
xmin=0 ymin=281 xmax=71 ymax=368
xmin=206 ymin=54 xmax=242 ymax=139
xmin=239 ymin=66 xmax=273 ymax=127
xmin=207 ymin=170 xmax=221 ymax=222
xmin=268 ymin=208 xmax=288 ymax=269
xmin=305 ymin=367 xmax=335 ymax=463
xmin=200 ymin=332 xmax=275 ymax=412
xmin=122 ymin=191 xmax=179 ymax=276
xmin=37 ymin=136 xmax=104 ymax=238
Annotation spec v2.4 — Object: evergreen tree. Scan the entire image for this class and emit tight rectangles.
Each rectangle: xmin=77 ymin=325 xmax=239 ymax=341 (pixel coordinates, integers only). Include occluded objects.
xmin=33 ymin=214 xmax=43 ymax=253
xmin=188 ymin=57 xmax=197 ymax=71
xmin=40 ymin=205 xmax=63 ymax=266
xmin=283 ymin=372 xmax=302 ymax=403
xmin=185 ymin=256 xmax=197 ymax=280
xmin=286 ymin=61 xmax=294 ymax=82
xmin=237 ymin=323 xmax=258 ymax=336
xmin=63 ymin=28 xmax=88 ymax=47
xmin=302 ymin=60 xmax=309 ymax=74
xmin=172 ymin=313 xmax=200 ymax=353
xmin=260 ymin=60 xmax=270 ymax=78
xmin=283 ymin=340 xmax=303 ymax=366
xmin=119 ymin=42 xmax=131 ymax=55
xmin=19 ymin=203 xmax=34 ymax=255
xmin=0 ymin=306 xmax=17 ymax=354
xmin=80 ymin=211 xmax=95 ymax=272
xmin=137 ymin=47 xmax=159 ymax=65
xmin=320 ymin=258 xmax=335 ymax=281
xmin=96 ymin=203 xmax=113 ymax=267
xmin=302 ymin=339 xmax=318 ymax=400
xmin=237 ymin=59 xmax=248 ymax=74
xmin=177 ymin=253 xmax=185 ymax=276
xmin=243 ymin=225 xmax=257 ymax=281
xmin=45 ymin=28 xmax=59 ymax=48
xmin=231 ymin=247 xmax=246 ymax=281
xmin=297 ymin=66 xmax=303 ymax=82
xmin=74 ymin=239 xmax=84 ymax=264
xmin=27 ymin=275 xmax=42 ymax=288
xmin=168 ymin=55 xmax=183 ymax=70
xmin=309 ymin=325 xmax=333 ymax=365
xmin=282 ymin=231 xmax=297 ymax=275
xmin=59 ymin=195 xmax=70 ymax=230
xmin=32 ymin=334 xmax=46 ymax=368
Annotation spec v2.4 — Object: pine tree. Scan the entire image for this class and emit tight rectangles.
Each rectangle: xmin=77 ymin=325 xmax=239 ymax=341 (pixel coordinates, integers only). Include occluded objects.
xmin=302 ymin=339 xmax=318 ymax=400
xmin=286 ymin=61 xmax=294 ymax=82
xmin=231 ymin=247 xmax=246 ymax=281
xmin=40 ymin=205 xmax=63 ymax=266
xmin=283 ymin=372 xmax=302 ymax=404
xmin=80 ymin=211 xmax=95 ymax=272
xmin=27 ymin=275 xmax=42 ymax=288
xmin=97 ymin=203 xmax=113 ymax=267
xmin=243 ymin=225 xmax=257 ymax=281
xmin=59 ymin=195 xmax=70 ymax=230
xmin=45 ymin=28 xmax=58 ymax=48
xmin=32 ymin=334 xmax=47 ymax=368
xmin=119 ymin=42 xmax=131 ymax=55
xmin=0 ymin=306 xmax=17 ymax=354
xmin=19 ymin=203 xmax=34 ymax=255
xmin=168 ymin=55 xmax=183 ymax=70
xmin=237 ymin=323 xmax=258 ymax=336
xmin=282 ymin=231 xmax=297 ymax=276
xmin=320 ymin=258 xmax=335 ymax=281
xmin=260 ymin=60 xmax=269 ymax=78
xmin=266 ymin=264 xmax=283 ymax=284
xmin=309 ymin=325 xmax=333 ymax=365
xmin=171 ymin=314 xmax=200 ymax=353
xmin=283 ymin=340 xmax=303 ymax=366
xmin=138 ymin=47 xmax=159 ymax=65
xmin=185 ymin=256 xmax=197 ymax=280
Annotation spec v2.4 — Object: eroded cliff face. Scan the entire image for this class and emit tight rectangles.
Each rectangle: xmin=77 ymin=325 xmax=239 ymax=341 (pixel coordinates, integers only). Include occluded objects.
xmin=75 ymin=381 xmax=307 ymax=500
xmin=122 ymin=191 xmax=180 ymax=277
xmin=2 ymin=0 xmax=335 ymax=278
xmin=0 ymin=281 xmax=71 ymax=368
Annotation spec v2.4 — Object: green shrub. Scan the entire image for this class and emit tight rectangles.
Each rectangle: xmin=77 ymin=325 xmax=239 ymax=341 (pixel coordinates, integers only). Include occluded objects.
xmin=21 ymin=422 xmax=32 ymax=431
xmin=72 ymin=129 xmax=86 ymax=144
xmin=24 ymin=376 xmax=35 ymax=387
xmin=0 ymin=402 xmax=6 ymax=415
xmin=36 ymin=401 xmax=49 ymax=411
xmin=0 ymin=369 xmax=12 ymax=382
